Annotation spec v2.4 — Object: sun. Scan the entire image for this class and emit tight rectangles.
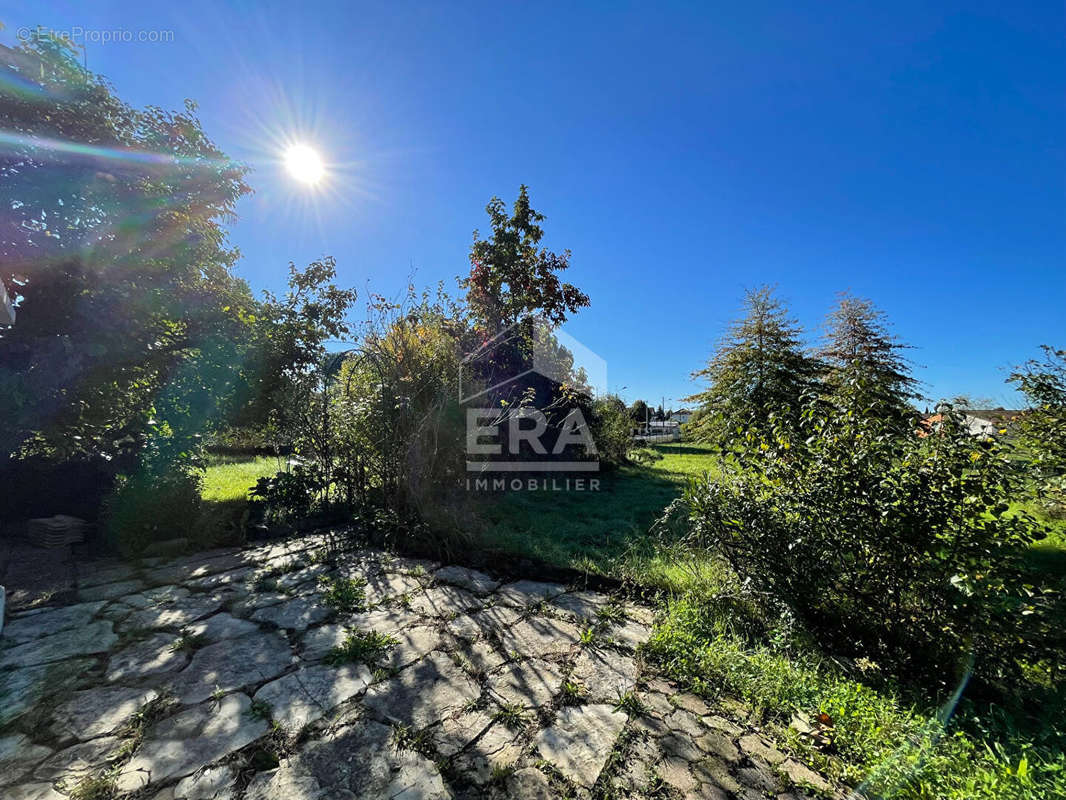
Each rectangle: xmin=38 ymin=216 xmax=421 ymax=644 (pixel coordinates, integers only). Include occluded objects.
xmin=283 ymin=143 xmax=325 ymax=185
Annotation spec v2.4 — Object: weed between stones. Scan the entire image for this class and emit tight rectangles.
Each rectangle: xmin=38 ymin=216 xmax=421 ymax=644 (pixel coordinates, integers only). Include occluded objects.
xmin=493 ymin=701 xmax=529 ymax=730
xmin=325 ymin=630 xmax=397 ymax=666
xmin=318 ymin=575 xmax=368 ymax=613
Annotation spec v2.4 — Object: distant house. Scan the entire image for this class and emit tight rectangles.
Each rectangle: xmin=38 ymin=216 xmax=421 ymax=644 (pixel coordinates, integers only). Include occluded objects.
xmin=918 ymin=408 xmax=1021 ymax=439
xmin=670 ymin=409 xmax=693 ymax=424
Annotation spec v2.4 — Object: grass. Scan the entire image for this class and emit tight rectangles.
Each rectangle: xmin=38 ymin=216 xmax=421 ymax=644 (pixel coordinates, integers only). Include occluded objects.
xmin=201 ymin=454 xmax=280 ymax=502
xmin=470 ymin=442 xmax=717 ymax=580
xmin=64 ymin=773 xmax=117 ymax=800
xmin=646 ymin=589 xmax=1066 ymax=799
xmin=195 ymin=454 xmax=281 ymax=548
xmin=492 ymin=701 xmax=528 ymax=730
xmin=326 ymin=630 xmax=397 ymax=666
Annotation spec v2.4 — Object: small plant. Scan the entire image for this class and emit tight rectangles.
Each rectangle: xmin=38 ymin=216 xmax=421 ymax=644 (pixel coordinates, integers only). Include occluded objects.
xmin=248 ymin=698 xmax=272 ymax=721
xmin=371 ymin=666 xmax=397 ymax=682
xmin=64 ymin=773 xmax=117 ymax=800
xmin=580 ymin=627 xmax=596 ymax=645
xmin=117 ymin=694 xmax=175 ymax=759
xmin=559 ymin=680 xmax=586 ymax=705
xmin=393 ymin=723 xmax=433 ymax=753
xmin=252 ymin=570 xmax=280 ymax=592
xmin=490 ymin=762 xmax=516 ymax=783
xmin=493 ymin=701 xmax=528 ymax=730
xmin=319 ymin=575 xmax=368 ymax=613
xmin=326 ymin=630 xmax=397 ymax=666
xmin=169 ymin=631 xmax=206 ymax=653
xmin=211 ymin=685 xmax=226 ymax=702
xmin=613 ymin=690 xmax=646 ymax=715
xmin=524 ymin=598 xmax=550 ymax=617
xmin=596 ymin=602 xmax=627 ymax=625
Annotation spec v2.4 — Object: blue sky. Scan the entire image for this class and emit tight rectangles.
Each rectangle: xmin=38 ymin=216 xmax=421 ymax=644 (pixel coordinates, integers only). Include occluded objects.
xmin=4 ymin=1 xmax=1063 ymax=408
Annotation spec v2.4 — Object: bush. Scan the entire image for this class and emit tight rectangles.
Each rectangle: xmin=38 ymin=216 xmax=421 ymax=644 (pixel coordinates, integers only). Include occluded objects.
xmin=249 ymin=463 xmax=326 ymax=524
xmin=681 ymin=400 xmax=1060 ymax=690
xmin=104 ymin=469 xmax=203 ymax=556
xmin=589 ymin=395 xmax=632 ymax=469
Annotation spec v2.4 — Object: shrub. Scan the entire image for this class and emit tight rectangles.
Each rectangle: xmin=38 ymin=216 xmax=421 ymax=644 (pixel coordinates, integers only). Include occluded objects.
xmin=104 ymin=469 xmax=202 ymax=556
xmin=681 ymin=400 xmax=1059 ymax=690
xmin=249 ymin=463 xmax=326 ymax=524
xmin=589 ymin=395 xmax=632 ymax=469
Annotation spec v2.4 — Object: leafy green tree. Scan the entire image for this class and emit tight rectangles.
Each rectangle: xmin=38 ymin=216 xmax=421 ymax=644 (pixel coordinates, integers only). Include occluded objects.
xmin=686 ymin=286 xmax=820 ymax=445
xmin=820 ymin=293 xmax=919 ymax=423
xmin=628 ymin=399 xmax=650 ymax=423
xmin=461 ymin=185 xmax=589 ymax=330
xmin=0 ymin=38 xmax=252 ymax=473
xmin=459 ymin=187 xmax=595 ymax=468
xmin=590 ymin=394 xmax=631 ymax=467
xmin=1010 ymin=345 xmax=1066 ymax=510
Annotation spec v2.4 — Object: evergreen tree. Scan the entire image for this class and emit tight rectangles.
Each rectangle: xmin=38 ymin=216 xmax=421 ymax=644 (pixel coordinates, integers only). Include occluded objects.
xmin=819 ymin=294 xmax=919 ymax=422
xmin=686 ymin=286 xmax=820 ymax=445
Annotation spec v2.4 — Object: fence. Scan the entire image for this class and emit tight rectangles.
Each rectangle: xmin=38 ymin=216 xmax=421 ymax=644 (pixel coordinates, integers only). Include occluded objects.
xmin=632 ymin=433 xmax=681 ymax=444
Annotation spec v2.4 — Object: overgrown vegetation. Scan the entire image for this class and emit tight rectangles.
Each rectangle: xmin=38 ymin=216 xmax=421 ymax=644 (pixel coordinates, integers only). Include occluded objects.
xmin=646 ymin=586 xmax=1065 ymax=799
xmin=667 ymin=288 xmax=1065 ymax=798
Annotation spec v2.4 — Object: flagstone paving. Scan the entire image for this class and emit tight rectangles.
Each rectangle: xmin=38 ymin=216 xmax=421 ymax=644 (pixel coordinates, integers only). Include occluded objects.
xmin=0 ymin=534 xmax=844 ymax=799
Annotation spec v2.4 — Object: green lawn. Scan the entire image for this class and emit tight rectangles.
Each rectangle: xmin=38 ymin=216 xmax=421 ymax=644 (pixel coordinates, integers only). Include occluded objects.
xmin=200 ymin=443 xmax=723 ymax=586
xmin=201 ymin=454 xmax=281 ymax=503
xmin=470 ymin=442 xmax=719 ymax=586
xmin=201 ymin=443 xmax=1064 ymax=582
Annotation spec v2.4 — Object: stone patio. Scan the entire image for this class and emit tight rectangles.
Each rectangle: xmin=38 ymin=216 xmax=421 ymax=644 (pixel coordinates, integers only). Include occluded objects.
xmin=0 ymin=534 xmax=841 ymax=799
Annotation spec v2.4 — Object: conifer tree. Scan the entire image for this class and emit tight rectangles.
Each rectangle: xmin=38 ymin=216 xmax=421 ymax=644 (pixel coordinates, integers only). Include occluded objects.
xmin=686 ymin=286 xmax=819 ymax=444
xmin=819 ymin=294 xmax=919 ymax=422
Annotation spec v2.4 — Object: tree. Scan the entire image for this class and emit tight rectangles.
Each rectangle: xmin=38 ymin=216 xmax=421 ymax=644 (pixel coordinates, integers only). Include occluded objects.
xmin=1010 ymin=345 xmax=1066 ymax=510
xmin=819 ymin=294 xmax=919 ymax=422
xmin=461 ymin=185 xmax=589 ymax=330
xmin=459 ymin=187 xmax=593 ymax=463
xmin=685 ymin=286 xmax=820 ymax=445
xmin=0 ymin=38 xmax=254 ymax=542
xmin=0 ymin=38 xmax=252 ymax=472
xmin=628 ymin=399 xmax=650 ymax=423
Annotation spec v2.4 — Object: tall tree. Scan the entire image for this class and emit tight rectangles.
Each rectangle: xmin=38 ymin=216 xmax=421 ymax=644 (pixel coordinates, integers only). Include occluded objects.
xmin=0 ymin=38 xmax=252 ymax=471
xmin=686 ymin=286 xmax=820 ymax=445
xmin=461 ymin=185 xmax=589 ymax=330
xmin=819 ymin=294 xmax=919 ymax=422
